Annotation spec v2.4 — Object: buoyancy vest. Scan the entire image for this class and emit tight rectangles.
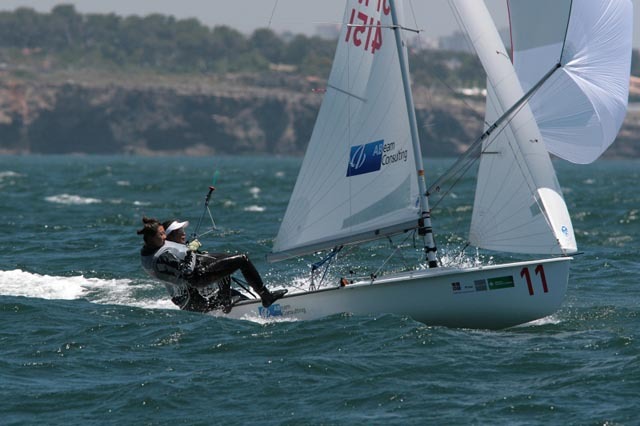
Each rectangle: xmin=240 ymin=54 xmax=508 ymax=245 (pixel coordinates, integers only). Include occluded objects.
xmin=141 ymin=241 xmax=194 ymax=285
xmin=141 ymin=242 xmax=222 ymax=310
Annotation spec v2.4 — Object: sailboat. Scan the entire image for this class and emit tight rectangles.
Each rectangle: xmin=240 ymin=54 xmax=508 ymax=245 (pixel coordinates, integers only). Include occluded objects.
xmin=217 ymin=0 xmax=632 ymax=328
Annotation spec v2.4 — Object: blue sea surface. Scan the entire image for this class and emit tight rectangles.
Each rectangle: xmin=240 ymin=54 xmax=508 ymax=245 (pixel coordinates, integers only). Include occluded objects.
xmin=0 ymin=155 xmax=638 ymax=425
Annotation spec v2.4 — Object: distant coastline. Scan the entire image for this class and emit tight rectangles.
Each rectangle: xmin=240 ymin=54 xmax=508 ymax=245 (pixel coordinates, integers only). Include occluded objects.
xmin=0 ymin=73 xmax=638 ymax=158
xmin=0 ymin=5 xmax=638 ymax=158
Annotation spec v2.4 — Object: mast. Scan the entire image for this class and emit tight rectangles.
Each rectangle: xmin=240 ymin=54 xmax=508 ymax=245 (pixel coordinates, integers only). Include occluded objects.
xmin=389 ymin=0 xmax=438 ymax=268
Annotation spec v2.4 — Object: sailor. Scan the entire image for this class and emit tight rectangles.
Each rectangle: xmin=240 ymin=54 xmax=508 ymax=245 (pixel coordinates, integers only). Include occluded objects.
xmin=137 ymin=216 xmax=286 ymax=313
xmin=162 ymin=218 xmax=240 ymax=310
xmin=163 ymin=219 xmax=188 ymax=244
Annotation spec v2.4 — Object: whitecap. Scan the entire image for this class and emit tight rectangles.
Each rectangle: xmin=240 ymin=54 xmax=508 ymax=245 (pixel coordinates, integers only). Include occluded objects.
xmin=45 ymin=194 xmax=101 ymax=205
xmin=517 ymin=314 xmax=562 ymax=327
xmin=244 ymin=205 xmax=266 ymax=212
xmin=249 ymin=186 xmax=261 ymax=199
xmin=0 ymin=171 xmax=22 ymax=179
xmin=236 ymin=312 xmax=299 ymax=324
xmin=0 ymin=269 xmax=176 ymax=311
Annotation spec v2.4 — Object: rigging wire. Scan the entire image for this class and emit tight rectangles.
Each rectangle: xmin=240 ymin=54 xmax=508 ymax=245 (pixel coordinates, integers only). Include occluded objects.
xmin=268 ymin=0 xmax=279 ymax=28
xmin=310 ymin=246 xmax=343 ymax=290
xmin=371 ymin=232 xmax=415 ymax=280
xmin=427 ymin=77 xmax=546 ymax=212
xmin=406 ymin=0 xmax=485 ymax=126
xmin=404 ymin=0 xmax=488 ymax=127
xmin=429 ymin=1 xmax=564 ymax=215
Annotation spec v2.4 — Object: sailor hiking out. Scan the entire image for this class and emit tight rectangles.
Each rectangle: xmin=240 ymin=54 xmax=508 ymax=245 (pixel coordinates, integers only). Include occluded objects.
xmin=138 ymin=217 xmax=286 ymax=313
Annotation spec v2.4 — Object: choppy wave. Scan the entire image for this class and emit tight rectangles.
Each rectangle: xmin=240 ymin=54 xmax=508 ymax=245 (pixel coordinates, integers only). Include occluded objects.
xmin=45 ymin=193 xmax=102 ymax=205
xmin=44 ymin=193 xmax=153 ymax=207
xmin=0 ymin=170 xmax=22 ymax=179
xmin=249 ymin=186 xmax=261 ymax=198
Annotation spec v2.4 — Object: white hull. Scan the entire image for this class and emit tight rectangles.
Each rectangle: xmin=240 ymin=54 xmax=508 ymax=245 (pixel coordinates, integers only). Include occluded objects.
xmin=213 ymin=257 xmax=571 ymax=329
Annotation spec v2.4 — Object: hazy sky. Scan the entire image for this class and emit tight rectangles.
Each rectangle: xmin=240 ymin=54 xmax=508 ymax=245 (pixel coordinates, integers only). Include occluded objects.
xmin=1 ymin=0 xmax=639 ymax=47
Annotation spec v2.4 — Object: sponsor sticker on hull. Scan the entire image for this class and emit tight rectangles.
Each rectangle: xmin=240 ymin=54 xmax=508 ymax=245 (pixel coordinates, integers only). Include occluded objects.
xmin=451 ymin=281 xmax=475 ymax=294
xmin=258 ymin=304 xmax=308 ymax=319
xmin=488 ymin=276 xmax=515 ymax=290
xmin=258 ymin=304 xmax=283 ymax=318
xmin=451 ymin=276 xmax=514 ymax=294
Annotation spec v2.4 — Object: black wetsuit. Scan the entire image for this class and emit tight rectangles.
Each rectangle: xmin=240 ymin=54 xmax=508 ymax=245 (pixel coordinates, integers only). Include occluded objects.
xmin=141 ymin=242 xmax=263 ymax=312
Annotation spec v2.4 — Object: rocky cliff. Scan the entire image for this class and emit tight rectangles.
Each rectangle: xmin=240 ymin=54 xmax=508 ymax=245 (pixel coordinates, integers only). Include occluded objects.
xmin=0 ymin=71 xmax=638 ymax=158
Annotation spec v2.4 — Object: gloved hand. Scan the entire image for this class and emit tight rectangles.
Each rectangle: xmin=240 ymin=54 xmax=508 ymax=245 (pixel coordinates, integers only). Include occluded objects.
xmin=179 ymin=251 xmax=195 ymax=277
xmin=187 ymin=239 xmax=202 ymax=252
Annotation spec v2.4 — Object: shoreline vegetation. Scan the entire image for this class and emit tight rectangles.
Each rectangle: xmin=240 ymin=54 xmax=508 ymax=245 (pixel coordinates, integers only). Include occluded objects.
xmin=0 ymin=5 xmax=639 ymax=157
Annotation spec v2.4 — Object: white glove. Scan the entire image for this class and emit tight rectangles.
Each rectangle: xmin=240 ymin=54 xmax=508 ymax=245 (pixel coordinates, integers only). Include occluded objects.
xmin=187 ymin=239 xmax=202 ymax=251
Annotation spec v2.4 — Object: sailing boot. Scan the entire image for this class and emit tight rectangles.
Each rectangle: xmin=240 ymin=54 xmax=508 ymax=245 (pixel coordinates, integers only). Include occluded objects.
xmin=258 ymin=288 xmax=288 ymax=308
xmin=237 ymin=256 xmax=288 ymax=307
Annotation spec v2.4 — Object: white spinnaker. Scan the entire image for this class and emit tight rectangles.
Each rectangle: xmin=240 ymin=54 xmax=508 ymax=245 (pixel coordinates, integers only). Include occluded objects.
xmin=270 ymin=0 xmax=420 ymax=261
xmin=450 ymin=0 xmax=577 ymax=255
xmin=508 ymin=0 xmax=632 ymax=164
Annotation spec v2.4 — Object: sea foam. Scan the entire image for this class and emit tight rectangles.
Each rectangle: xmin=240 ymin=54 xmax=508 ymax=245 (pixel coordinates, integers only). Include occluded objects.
xmin=0 ymin=269 xmax=175 ymax=311
xmin=45 ymin=194 xmax=102 ymax=205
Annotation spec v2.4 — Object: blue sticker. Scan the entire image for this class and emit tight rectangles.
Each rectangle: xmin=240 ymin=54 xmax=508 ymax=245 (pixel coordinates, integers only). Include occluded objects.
xmin=347 ymin=140 xmax=384 ymax=177
xmin=561 ymin=225 xmax=569 ymax=236
xmin=258 ymin=304 xmax=283 ymax=318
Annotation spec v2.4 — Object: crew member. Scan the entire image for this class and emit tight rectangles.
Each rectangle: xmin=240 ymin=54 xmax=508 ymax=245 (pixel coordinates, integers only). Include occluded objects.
xmin=163 ymin=219 xmax=188 ymax=244
xmin=137 ymin=216 xmax=286 ymax=313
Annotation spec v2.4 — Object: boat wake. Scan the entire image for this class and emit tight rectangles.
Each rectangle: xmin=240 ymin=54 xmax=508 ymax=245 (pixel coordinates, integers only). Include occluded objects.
xmin=0 ymin=269 xmax=175 ymax=311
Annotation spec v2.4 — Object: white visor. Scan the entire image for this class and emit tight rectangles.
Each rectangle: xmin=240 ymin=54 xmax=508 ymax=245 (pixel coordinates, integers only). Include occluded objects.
xmin=165 ymin=220 xmax=189 ymax=236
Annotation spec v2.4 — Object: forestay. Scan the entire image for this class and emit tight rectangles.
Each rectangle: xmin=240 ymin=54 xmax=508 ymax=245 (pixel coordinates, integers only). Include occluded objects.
xmin=270 ymin=0 xmax=421 ymax=262
xmin=508 ymin=0 xmax=633 ymax=164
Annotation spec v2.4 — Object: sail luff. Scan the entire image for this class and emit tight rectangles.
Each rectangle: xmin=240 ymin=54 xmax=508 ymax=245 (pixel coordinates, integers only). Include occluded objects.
xmin=388 ymin=0 xmax=438 ymax=268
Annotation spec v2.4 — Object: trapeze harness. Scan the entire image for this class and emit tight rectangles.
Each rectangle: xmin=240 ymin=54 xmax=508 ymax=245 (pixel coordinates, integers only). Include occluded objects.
xmin=141 ymin=241 xmax=231 ymax=312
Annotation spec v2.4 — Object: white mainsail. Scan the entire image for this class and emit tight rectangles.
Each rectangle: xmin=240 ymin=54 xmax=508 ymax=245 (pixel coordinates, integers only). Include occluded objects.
xmin=450 ymin=0 xmax=577 ymax=255
xmin=508 ymin=0 xmax=633 ymax=164
xmin=270 ymin=0 xmax=421 ymax=261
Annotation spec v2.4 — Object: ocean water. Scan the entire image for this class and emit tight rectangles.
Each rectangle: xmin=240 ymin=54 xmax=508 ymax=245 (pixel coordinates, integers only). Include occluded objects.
xmin=0 ymin=155 xmax=638 ymax=425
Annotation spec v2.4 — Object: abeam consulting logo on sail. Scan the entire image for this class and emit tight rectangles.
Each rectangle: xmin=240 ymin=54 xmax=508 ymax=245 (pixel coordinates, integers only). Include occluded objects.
xmin=347 ymin=139 xmax=408 ymax=177
xmin=347 ymin=139 xmax=384 ymax=177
